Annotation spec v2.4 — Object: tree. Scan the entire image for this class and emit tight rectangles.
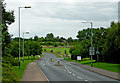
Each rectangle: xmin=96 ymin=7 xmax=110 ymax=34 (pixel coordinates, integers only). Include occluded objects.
xmin=45 ymin=33 xmax=54 ymax=41
xmin=2 ymin=1 xmax=15 ymax=56
xmin=67 ymin=37 xmax=73 ymax=42
xmin=102 ymin=21 xmax=120 ymax=63
xmin=34 ymin=35 xmax=39 ymax=41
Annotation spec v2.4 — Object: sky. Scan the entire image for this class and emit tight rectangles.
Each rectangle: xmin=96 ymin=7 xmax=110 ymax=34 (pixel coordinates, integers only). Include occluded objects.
xmin=4 ymin=0 xmax=118 ymax=39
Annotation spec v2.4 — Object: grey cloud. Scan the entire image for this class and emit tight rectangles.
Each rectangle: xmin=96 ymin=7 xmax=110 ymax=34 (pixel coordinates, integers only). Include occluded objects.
xmin=30 ymin=2 xmax=117 ymax=21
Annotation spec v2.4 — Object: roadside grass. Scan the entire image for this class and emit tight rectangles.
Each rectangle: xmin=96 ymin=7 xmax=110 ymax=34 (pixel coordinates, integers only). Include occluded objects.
xmin=40 ymin=54 xmax=44 ymax=58
xmin=13 ymin=55 xmax=39 ymax=80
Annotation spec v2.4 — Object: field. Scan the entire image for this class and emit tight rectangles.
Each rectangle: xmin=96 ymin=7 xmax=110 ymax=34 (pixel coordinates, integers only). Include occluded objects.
xmin=43 ymin=47 xmax=71 ymax=58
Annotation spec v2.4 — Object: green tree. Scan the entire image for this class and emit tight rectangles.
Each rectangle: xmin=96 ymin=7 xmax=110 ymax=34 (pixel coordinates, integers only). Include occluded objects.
xmin=45 ymin=33 xmax=54 ymax=41
xmin=34 ymin=35 xmax=39 ymax=41
xmin=2 ymin=2 xmax=15 ymax=56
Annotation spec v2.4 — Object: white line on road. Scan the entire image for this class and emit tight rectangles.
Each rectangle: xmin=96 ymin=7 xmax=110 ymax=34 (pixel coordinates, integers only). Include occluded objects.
xmin=69 ymin=72 xmax=71 ymax=73
xmin=85 ymin=80 xmax=88 ymax=81
xmin=77 ymin=76 xmax=82 ymax=79
xmin=65 ymin=66 xmax=70 ymax=72
xmin=72 ymin=73 xmax=75 ymax=76
xmin=64 ymin=70 xmax=66 ymax=71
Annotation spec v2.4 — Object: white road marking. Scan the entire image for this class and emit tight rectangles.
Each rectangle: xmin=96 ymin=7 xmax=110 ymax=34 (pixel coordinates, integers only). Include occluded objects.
xmin=72 ymin=73 xmax=75 ymax=76
xmin=77 ymin=76 xmax=82 ymax=79
xmin=64 ymin=70 xmax=66 ymax=71
xmin=69 ymin=72 xmax=71 ymax=73
xmin=85 ymin=80 xmax=88 ymax=81
xmin=65 ymin=66 xmax=70 ymax=72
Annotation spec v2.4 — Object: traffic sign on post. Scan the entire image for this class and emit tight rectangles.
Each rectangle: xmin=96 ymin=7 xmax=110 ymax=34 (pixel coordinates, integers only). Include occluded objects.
xmin=89 ymin=47 xmax=95 ymax=55
xmin=77 ymin=56 xmax=81 ymax=61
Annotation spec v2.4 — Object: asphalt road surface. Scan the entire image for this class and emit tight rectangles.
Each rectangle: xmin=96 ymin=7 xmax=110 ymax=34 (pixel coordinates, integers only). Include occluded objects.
xmin=38 ymin=53 xmax=119 ymax=83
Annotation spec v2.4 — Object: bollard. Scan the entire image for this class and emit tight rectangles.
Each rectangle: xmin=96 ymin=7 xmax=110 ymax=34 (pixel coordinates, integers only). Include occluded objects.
xmin=51 ymin=58 xmax=53 ymax=62
xmin=57 ymin=60 xmax=60 ymax=64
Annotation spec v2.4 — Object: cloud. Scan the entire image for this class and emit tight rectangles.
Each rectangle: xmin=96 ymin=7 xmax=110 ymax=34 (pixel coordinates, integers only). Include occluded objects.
xmin=5 ymin=1 xmax=118 ymax=39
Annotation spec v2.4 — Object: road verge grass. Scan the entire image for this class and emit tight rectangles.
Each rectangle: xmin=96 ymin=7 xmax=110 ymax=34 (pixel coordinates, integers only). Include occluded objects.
xmin=13 ymin=55 xmax=39 ymax=80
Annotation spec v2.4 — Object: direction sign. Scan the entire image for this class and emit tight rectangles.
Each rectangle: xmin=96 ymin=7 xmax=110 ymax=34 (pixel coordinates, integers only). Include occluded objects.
xmin=77 ymin=56 xmax=81 ymax=60
xmin=89 ymin=47 xmax=95 ymax=55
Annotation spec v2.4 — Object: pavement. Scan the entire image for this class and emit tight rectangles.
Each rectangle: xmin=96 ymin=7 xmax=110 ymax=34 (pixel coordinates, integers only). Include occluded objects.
xmin=21 ymin=59 xmax=49 ymax=82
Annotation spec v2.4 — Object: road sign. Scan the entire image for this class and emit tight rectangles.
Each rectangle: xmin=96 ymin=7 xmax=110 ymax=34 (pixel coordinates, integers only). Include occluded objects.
xmin=89 ymin=47 xmax=95 ymax=55
xmin=77 ymin=56 xmax=81 ymax=60
xmin=96 ymin=50 xmax=100 ymax=55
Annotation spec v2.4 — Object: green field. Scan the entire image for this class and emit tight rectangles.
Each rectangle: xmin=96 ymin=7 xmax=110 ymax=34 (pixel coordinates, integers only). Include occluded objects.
xmin=43 ymin=47 xmax=71 ymax=58
xmin=13 ymin=55 xmax=39 ymax=80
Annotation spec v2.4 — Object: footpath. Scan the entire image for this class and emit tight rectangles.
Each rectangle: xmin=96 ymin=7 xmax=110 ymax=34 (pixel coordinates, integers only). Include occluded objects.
xmin=21 ymin=59 xmax=49 ymax=82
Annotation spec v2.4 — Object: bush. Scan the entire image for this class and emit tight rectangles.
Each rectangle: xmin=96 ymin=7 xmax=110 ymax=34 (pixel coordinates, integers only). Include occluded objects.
xmin=54 ymin=43 xmax=58 ymax=47
xmin=44 ymin=49 xmax=46 ymax=51
xmin=3 ymin=54 xmax=19 ymax=66
xmin=2 ymin=63 xmax=18 ymax=83
xmin=51 ymin=50 xmax=53 ymax=52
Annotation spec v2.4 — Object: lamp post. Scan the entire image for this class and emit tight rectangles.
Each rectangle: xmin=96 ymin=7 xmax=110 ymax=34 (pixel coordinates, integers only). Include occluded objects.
xmin=23 ymin=31 xmax=29 ymax=63
xmin=82 ymin=21 xmax=94 ymax=67
xmin=18 ymin=6 xmax=31 ymax=68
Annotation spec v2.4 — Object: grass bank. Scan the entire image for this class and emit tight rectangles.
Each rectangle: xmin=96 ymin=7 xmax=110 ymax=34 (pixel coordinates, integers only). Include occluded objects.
xmin=43 ymin=47 xmax=71 ymax=58
xmin=13 ymin=55 xmax=39 ymax=80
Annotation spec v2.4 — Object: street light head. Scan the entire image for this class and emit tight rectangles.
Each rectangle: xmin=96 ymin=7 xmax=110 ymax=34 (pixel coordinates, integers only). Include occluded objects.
xmin=24 ymin=6 xmax=31 ymax=8
xmin=25 ymin=31 xmax=29 ymax=34
xmin=82 ymin=21 xmax=88 ymax=23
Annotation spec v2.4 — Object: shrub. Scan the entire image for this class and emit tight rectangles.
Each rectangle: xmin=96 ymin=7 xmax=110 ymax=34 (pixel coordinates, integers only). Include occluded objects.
xmin=2 ymin=63 xmax=18 ymax=83
xmin=3 ymin=54 xmax=19 ymax=66
xmin=44 ymin=49 xmax=46 ymax=51
xmin=54 ymin=43 xmax=58 ymax=47
xmin=51 ymin=50 xmax=53 ymax=52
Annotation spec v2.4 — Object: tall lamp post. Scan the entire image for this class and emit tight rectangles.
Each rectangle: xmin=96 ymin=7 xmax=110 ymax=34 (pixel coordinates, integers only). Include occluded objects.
xmin=23 ymin=31 xmax=29 ymax=63
xmin=18 ymin=6 xmax=31 ymax=68
xmin=82 ymin=21 xmax=94 ymax=67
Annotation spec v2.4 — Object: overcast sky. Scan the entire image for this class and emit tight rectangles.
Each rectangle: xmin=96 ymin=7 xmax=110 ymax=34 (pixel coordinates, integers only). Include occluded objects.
xmin=4 ymin=0 xmax=118 ymax=39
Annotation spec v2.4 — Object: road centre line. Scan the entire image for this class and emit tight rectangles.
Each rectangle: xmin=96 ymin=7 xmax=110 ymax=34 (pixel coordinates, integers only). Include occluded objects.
xmin=72 ymin=73 xmax=75 ymax=76
xmin=77 ymin=76 xmax=83 ymax=79
xmin=69 ymin=72 xmax=71 ymax=73
xmin=85 ymin=80 xmax=88 ymax=81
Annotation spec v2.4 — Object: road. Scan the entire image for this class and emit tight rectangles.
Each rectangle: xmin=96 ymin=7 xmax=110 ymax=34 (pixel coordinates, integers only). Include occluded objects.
xmin=38 ymin=53 xmax=119 ymax=83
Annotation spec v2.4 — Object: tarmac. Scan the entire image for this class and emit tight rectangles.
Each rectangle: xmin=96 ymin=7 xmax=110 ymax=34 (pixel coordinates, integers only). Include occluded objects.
xmin=21 ymin=58 xmax=120 ymax=82
xmin=70 ymin=62 xmax=120 ymax=81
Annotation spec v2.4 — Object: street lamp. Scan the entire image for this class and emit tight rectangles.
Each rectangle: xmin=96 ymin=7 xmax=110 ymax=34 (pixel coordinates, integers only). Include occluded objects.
xmin=18 ymin=6 xmax=31 ymax=69
xmin=82 ymin=21 xmax=94 ymax=67
xmin=23 ymin=31 xmax=29 ymax=63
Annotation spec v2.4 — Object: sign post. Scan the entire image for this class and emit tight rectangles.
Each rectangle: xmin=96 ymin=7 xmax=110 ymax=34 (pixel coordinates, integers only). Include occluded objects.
xmin=89 ymin=47 xmax=95 ymax=66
